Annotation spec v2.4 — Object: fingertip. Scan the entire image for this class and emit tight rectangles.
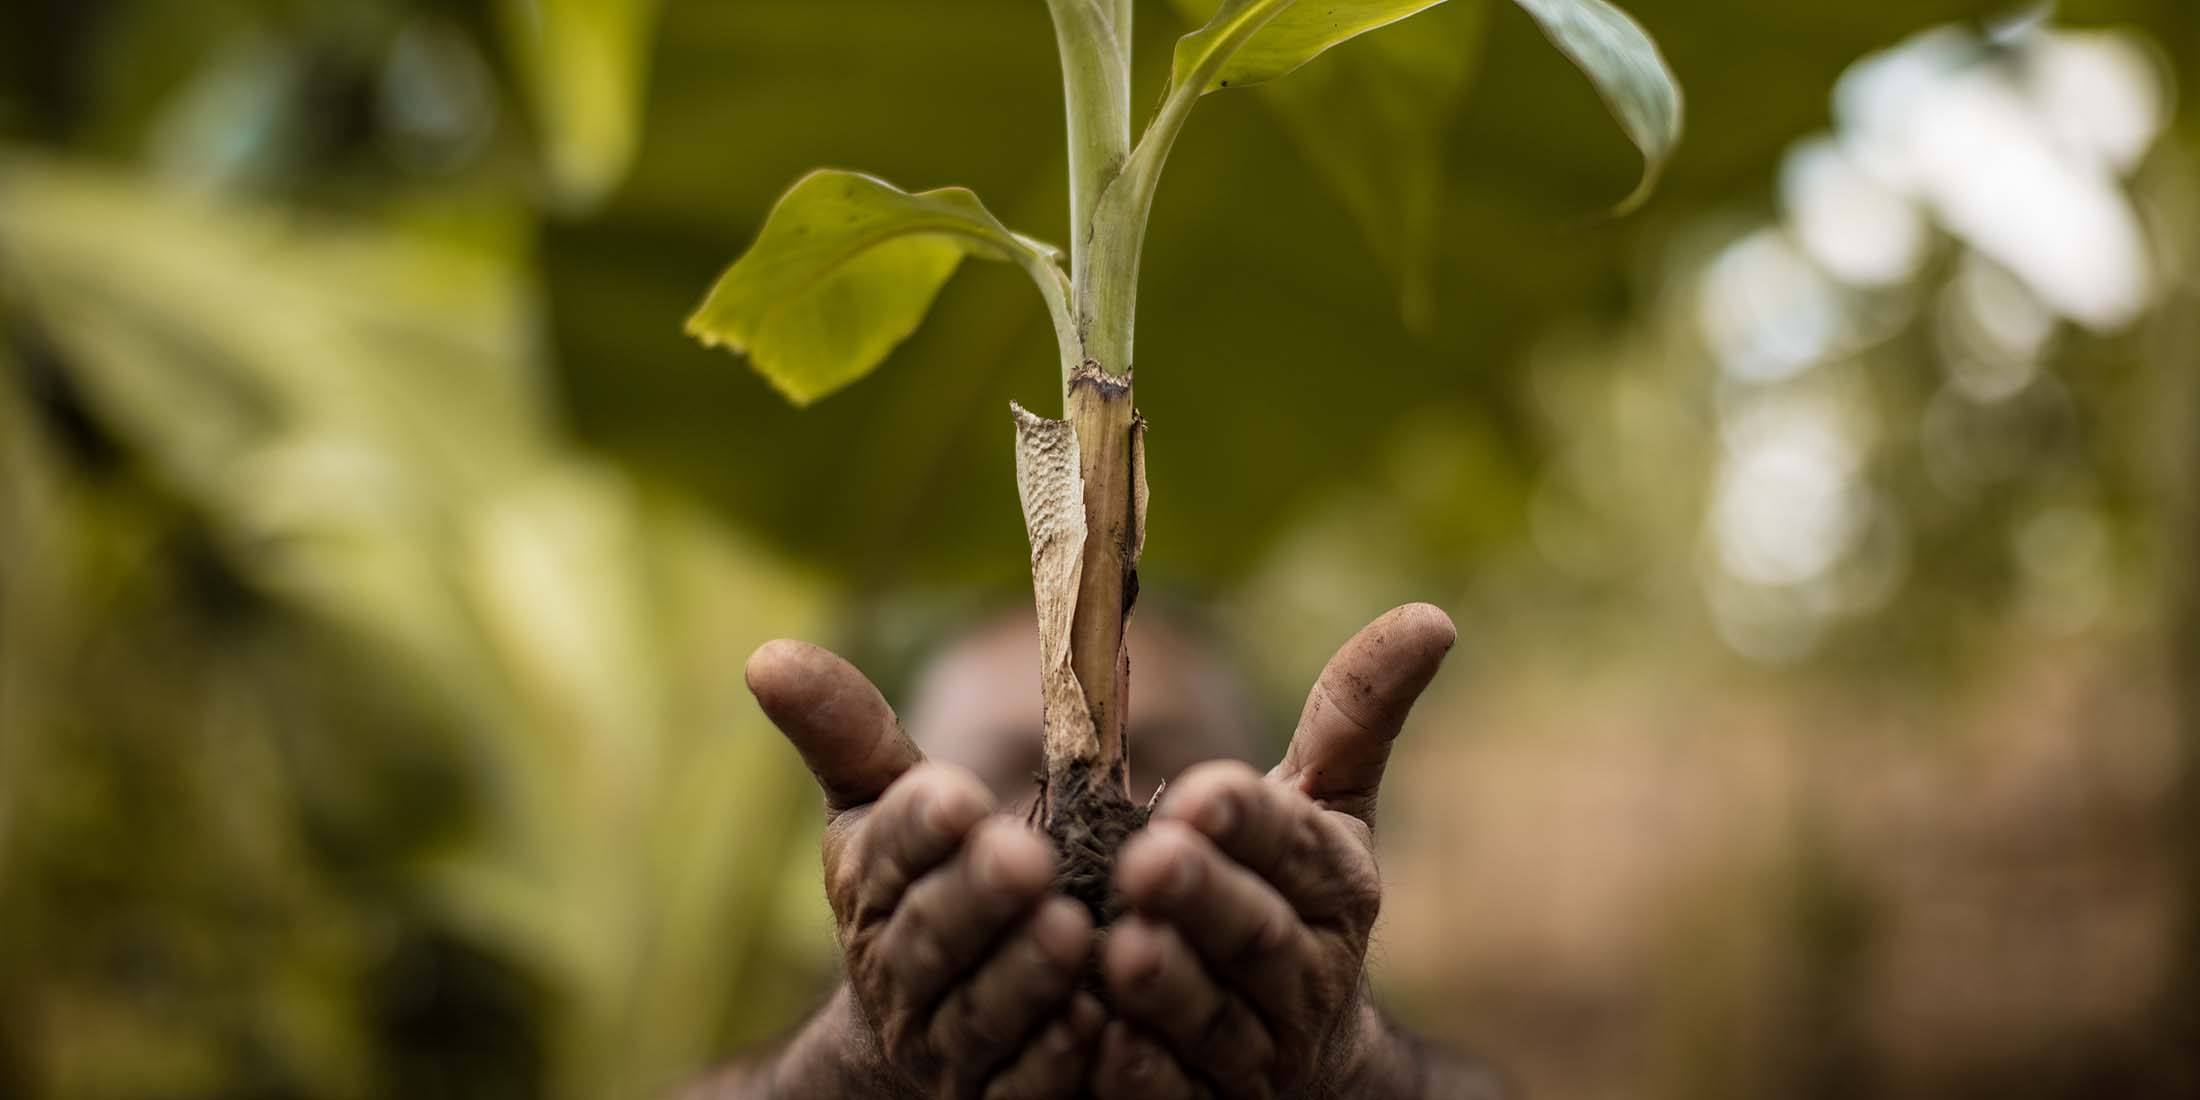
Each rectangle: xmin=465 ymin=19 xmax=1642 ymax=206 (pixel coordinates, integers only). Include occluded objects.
xmin=970 ymin=818 xmax=1055 ymax=896
xmin=742 ymin=638 xmax=819 ymax=710
xmin=890 ymin=763 xmax=992 ymax=842
xmin=1390 ymin=601 xmax=1459 ymax=654
xmin=1154 ymin=760 xmax=1258 ymax=836
xmin=1038 ymin=1012 xmax=1082 ymax=1058
xmin=1349 ymin=604 xmax=1458 ymax=697
xmin=923 ymin=765 xmax=996 ymax=830
xmin=1115 ymin=1026 xmax=1166 ymax=1083
xmin=1069 ymin=991 xmax=1105 ymax=1037
xmin=1099 ymin=1018 xmax=1138 ymax=1071
xmin=1032 ymin=896 xmax=1093 ymax=969
xmin=1102 ymin=916 xmax=1164 ymax=994
xmin=1116 ymin=821 xmax=1201 ymax=907
xmin=1300 ymin=601 xmax=1460 ymax=757
xmin=747 ymin=639 xmax=918 ymax=810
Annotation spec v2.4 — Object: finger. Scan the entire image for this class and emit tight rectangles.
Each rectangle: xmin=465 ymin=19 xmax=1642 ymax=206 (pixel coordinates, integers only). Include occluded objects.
xmin=1115 ymin=822 xmax=1316 ymax=1024
xmin=981 ymin=993 xmax=1104 ymax=1100
xmin=880 ymin=818 xmax=1059 ymax=1015
xmin=834 ymin=764 xmax=993 ymax=927
xmin=933 ymin=897 xmax=1093 ymax=1097
xmin=747 ymin=639 xmax=923 ymax=813
xmin=1092 ymin=1019 xmax=1208 ymax=1100
xmin=1153 ymin=762 xmax=1381 ymax=928
xmin=1103 ymin=916 xmax=1275 ymax=1100
xmin=1273 ymin=603 xmax=1456 ymax=825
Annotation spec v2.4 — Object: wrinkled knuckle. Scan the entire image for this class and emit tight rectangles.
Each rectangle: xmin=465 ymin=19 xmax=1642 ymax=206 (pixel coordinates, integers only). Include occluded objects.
xmin=851 ymin=968 xmax=895 ymax=1024
xmin=1195 ymin=1000 xmax=1266 ymax=1078
xmin=1283 ymin=814 xmax=1325 ymax=868
xmin=901 ymin=927 xmax=951 ymax=987
xmin=966 ymin=1002 xmax=1019 ymax=1054
xmin=826 ymin=855 xmax=869 ymax=921
xmin=926 ymin=993 xmax=970 ymax=1058
xmin=1227 ymin=911 xmax=1294 ymax=972
xmin=1333 ymin=810 xmax=1375 ymax=850
xmin=880 ymin=1013 xmax=933 ymax=1072
xmin=1341 ymin=862 xmax=1383 ymax=929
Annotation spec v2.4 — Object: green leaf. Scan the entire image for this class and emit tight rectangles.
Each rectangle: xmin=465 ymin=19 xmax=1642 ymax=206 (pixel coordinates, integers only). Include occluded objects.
xmin=1171 ymin=0 xmax=1681 ymax=208
xmin=1242 ymin=3 xmax=1488 ymax=330
xmin=1173 ymin=2 xmax=1442 ymax=92
xmin=499 ymin=0 xmax=665 ymax=210
xmin=686 ymin=170 xmax=1066 ymax=407
xmin=1510 ymin=0 xmax=1684 ymax=209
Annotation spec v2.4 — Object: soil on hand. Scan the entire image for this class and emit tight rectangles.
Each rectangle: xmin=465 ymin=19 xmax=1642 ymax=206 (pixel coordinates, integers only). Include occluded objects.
xmin=1038 ymin=758 xmax=1148 ymax=924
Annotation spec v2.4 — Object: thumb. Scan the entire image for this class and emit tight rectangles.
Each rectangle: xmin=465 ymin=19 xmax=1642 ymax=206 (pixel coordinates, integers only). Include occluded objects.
xmin=746 ymin=639 xmax=923 ymax=814
xmin=1273 ymin=603 xmax=1457 ymax=825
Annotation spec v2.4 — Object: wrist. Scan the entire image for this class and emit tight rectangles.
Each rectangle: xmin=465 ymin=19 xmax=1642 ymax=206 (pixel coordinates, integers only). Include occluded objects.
xmin=773 ymin=985 xmax=924 ymax=1100
xmin=1319 ymin=997 xmax=1421 ymax=1100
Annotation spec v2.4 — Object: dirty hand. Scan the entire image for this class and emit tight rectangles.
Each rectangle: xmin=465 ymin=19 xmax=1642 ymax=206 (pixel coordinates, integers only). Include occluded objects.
xmin=747 ymin=640 xmax=1104 ymax=1100
xmin=1089 ymin=604 xmax=1457 ymax=1100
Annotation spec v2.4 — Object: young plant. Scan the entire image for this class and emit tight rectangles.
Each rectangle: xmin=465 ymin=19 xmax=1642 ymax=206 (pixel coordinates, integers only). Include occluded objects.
xmin=688 ymin=0 xmax=1680 ymax=916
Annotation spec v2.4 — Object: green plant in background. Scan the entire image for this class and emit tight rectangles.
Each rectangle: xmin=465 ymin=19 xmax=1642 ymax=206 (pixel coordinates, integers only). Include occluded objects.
xmin=0 ymin=156 xmax=831 ymax=1100
xmin=686 ymin=0 xmax=1681 ymax=911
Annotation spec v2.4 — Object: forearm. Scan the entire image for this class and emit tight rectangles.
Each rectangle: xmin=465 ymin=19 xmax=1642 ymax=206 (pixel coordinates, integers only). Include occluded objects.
xmin=1325 ymin=998 xmax=1512 ymax=1100
xmin=677 ymin=985 xmax=920 ymax=1100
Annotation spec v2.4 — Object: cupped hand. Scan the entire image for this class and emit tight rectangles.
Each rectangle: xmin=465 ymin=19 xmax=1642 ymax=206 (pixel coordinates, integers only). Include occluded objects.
xmin=1090 ymin=604 xmax=1457 ymax=1100
xmin=747 ymin=640 xmax=1103 ymax=1099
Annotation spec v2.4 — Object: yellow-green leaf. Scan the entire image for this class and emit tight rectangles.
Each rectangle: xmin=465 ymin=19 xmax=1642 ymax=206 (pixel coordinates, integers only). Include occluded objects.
xmin=685 ymin=170 xmax=1062 ymax=406
xmin=1171 ymin=0 xmax=1681 ymax=208
xmin=1513 ymin=0 xmax=1683 ymax=210
xmin=1174 ymin=1 xmax=1445 ymax=92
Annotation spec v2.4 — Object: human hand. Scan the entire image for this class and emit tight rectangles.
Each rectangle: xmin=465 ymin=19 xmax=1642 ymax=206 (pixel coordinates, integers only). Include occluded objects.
xmin=1089 ymin=604 xmax=1457 ymax=1100
xmin=747 ymin=640 xmax=1105 ymax=1099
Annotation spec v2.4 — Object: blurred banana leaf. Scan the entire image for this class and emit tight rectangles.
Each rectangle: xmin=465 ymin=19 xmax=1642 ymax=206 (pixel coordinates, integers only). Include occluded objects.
xmin=0 ymin=154 xmax=832 ymax=1098
xmin=1237 ymin=0 xmax=1489 ymax=329
xmin=497 ymin=0 xmax=665 ymax=207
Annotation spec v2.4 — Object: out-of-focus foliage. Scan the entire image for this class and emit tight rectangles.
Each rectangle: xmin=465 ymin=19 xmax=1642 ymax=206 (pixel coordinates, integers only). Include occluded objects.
xmin=2 ymin=1 xmax=2198 ymax=1098
xmin=497 ymin=0 xmax=665 ymax=208
xmin=1239 ymin=0 xmax=1487 ymax=327
xmin=0 ymin=155 xmax=832 ymax=1097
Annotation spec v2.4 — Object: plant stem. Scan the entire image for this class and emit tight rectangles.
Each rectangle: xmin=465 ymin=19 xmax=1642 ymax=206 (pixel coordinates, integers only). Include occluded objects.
xmin=1065 ymin=366 xmax=1138 ymax=783
xmin=1033 ymin=0 xmax=1285 ymax=910
xmin=1046 ymin=0 xmax=1132 ymax=384
xmin=1039 ymin=1 xmax=1144 ymax=838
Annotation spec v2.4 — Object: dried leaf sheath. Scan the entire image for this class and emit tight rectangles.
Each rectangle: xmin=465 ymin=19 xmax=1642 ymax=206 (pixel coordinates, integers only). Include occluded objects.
xmin=1011 ymin=403 xmax=1096 ymax=767
xmin=1010 ymin=366 xmax=1148 ymax=919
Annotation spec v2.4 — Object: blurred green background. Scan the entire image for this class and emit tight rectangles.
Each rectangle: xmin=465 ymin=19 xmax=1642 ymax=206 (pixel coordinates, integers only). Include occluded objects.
xmin=2 ymin=1 xmax=2196 ymax=1097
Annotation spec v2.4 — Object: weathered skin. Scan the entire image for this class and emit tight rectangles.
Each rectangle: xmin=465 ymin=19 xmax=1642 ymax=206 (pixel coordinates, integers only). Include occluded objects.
xmin=683 ymin=606 xmax=1510 ymax=1100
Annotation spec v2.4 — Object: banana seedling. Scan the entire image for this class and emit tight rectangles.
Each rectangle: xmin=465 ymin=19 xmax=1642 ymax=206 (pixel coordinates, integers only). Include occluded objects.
xmin=688 ymin=0 xmax=1681 ymax=917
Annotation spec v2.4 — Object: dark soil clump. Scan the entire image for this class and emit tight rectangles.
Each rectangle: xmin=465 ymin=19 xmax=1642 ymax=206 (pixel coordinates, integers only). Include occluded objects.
xmin=1036 ymin=759 xmax=1147 ymax=924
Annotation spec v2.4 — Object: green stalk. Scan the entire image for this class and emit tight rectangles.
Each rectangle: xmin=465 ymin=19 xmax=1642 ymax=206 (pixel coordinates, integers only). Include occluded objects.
xmin=1035 ymin=0 xmax=1283 ymax=903
xmin=1039 ymin=0 xmax=1145 ymax=840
